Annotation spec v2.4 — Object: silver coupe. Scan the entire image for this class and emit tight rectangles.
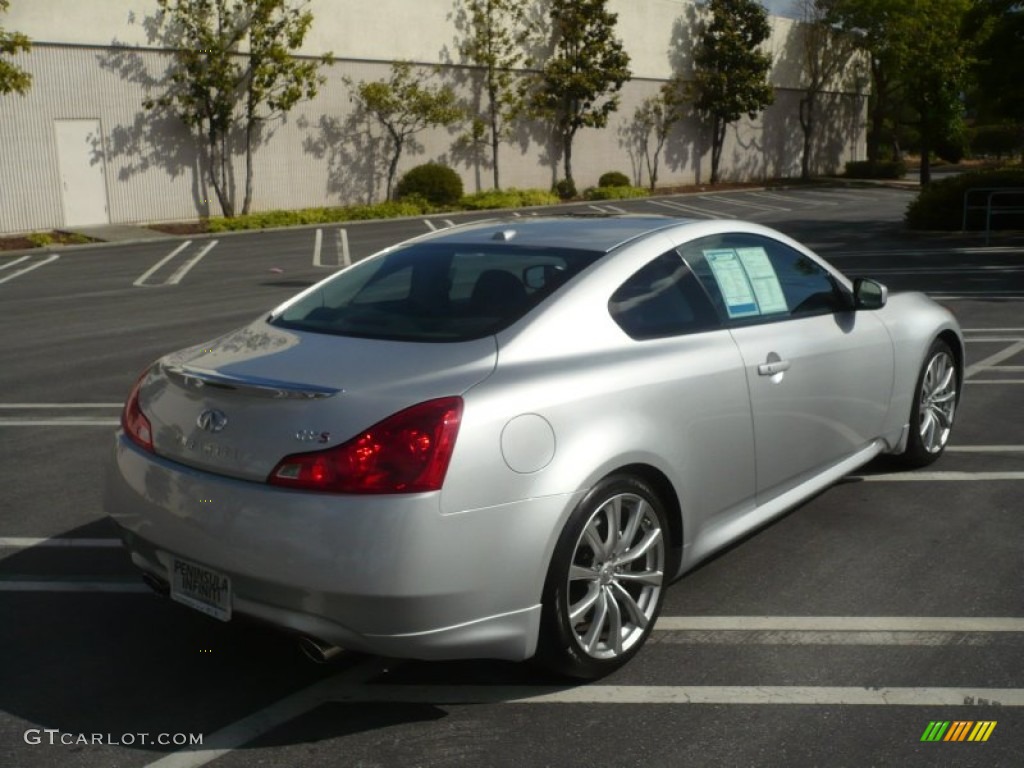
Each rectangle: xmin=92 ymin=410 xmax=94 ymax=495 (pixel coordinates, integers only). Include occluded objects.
xmin=107 ymin=216 xmax=962 ymax=678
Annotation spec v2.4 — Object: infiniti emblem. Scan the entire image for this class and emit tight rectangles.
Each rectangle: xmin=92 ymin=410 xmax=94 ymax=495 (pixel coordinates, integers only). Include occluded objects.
xmin=196 ymin=409 xmax=228 ymax=433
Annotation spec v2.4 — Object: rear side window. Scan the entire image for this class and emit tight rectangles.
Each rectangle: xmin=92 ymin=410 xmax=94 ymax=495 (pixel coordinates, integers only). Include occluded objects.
xmin=609 ymin=251 xmax=720 ymax=340
xmin=271 ymin=242 xmax=603 ymax=342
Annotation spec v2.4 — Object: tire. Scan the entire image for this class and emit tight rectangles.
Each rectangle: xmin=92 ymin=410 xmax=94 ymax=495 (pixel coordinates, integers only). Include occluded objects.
xmin=536 ymin=474 xmax=670 ymax=679
xmin=897 ymin=339 xmax=959 ymax=468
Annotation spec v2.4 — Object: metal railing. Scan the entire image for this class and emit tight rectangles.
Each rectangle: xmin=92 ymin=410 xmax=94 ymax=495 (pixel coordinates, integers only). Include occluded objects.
xmin=962 ymin=187 xmax=1024 ymax=245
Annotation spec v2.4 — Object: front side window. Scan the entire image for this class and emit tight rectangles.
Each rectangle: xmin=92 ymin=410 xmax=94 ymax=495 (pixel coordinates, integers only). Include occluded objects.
xmin=680 ymin=233 xmax=850 ymax=323
xmin=609 ymin=251 xmax=720 ymax=340
xmin=271 ymin=242 xmax=603 ymax=342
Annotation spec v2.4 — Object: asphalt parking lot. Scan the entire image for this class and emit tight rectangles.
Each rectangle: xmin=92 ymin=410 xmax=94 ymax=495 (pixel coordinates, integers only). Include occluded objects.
xmin=2 ymin=185 xmax=1022 ymax=768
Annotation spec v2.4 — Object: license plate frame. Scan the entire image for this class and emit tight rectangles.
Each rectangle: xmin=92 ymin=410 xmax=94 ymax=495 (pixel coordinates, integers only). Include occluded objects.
xmin=170 ymin=557 xmax=232 ymax=622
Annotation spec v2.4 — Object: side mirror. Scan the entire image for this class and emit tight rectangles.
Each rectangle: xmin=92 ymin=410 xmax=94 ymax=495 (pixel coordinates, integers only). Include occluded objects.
xmin=853 ymin=278 xmax=888 ymax=310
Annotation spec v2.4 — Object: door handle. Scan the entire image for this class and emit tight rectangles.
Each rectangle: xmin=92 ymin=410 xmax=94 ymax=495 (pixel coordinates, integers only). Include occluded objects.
xmin=758 ymin=359 xmax=791 ymax=376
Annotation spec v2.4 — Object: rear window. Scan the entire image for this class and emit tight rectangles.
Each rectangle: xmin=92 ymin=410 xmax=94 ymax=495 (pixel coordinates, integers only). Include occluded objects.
xmin=270 ymin=241 xmax=604 ymax=341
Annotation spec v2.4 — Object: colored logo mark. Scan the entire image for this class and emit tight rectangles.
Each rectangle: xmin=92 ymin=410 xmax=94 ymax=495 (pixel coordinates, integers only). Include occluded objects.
xmin=920 ymin=721 xmax=997 ymax=742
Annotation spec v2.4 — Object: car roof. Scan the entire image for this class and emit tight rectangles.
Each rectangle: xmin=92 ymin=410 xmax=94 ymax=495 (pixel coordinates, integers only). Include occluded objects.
xmin=420 ymin=215 xmax=694 ymax=253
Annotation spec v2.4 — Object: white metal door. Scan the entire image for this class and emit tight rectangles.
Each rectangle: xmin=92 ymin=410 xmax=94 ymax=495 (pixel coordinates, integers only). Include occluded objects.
xmin=55 ymin=119 xmax=110 ymax=227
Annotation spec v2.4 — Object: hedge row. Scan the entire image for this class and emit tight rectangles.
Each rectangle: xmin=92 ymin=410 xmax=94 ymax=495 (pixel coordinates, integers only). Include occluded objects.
xmin=906 ymin=168 xmax=1024 ymax=231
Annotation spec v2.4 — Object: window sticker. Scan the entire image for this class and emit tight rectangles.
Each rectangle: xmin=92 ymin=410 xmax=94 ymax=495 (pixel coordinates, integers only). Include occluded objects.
xmin=735 ymin=247 xmax=788 ymax=314
xmin=704 ymin=249 xmax=759 ymax=318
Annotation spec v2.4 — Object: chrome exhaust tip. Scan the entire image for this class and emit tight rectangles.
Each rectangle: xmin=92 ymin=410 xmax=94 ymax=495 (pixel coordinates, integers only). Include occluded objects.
xmin=141 ymin=572 xmax=170 ymax=596
xmin=297 ymin=635 xmax=343 ymax=664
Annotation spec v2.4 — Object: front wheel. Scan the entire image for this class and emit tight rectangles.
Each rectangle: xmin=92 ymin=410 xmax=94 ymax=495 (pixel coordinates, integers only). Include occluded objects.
xmin=898 ymin=339 xmax=959 ymax=467
xmin=536 ymin=474 xmax=670 ymax=679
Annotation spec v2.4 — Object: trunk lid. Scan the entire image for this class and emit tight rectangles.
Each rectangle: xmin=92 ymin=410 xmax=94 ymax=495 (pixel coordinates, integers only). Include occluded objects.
xmin=139 ymin=318 xmax=496 ymax=481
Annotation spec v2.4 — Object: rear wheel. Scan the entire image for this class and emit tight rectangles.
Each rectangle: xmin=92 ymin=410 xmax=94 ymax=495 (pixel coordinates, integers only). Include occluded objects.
xmin=536 ymin=474 xmax=669 ymax=679
xmin=898 ymin=339 xmax=958 ymax=467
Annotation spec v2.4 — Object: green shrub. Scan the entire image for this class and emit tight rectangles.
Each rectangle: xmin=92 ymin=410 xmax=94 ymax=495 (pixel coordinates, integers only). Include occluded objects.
xmin=844 ymin=160 xmax=907 ymax=179
xmin=395 ymin=163 xmax=463 ymax=207
xmin=970 ymin=124 xmax=1023 ymax=158
xmin=206 ymin=199 xmax=432 ymax=232
xmin=460 ymin=188 xmax=560 ymax=210
xmin=26 ymin=232 xmax=53 ymax=247
xmin=598 ymin=171 xmax=631 ymax=188
xmin=905 ymin=168 xmax=1024 ymax=230
xmin=553 ymin=178 xmax=577 ymax=200
xmin=583 ymin=185 xmax=649 ymax=201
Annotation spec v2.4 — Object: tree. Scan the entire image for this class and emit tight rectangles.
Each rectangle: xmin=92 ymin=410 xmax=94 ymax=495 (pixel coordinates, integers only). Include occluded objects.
xmin=899 ymin=0 xmax=971 ymax=184
xmin=147 ymin=0 xmax=329 ymax=217
xmin=349 ymin=62 xmax=463 ymax=201
xmin=632 ymin=82 xmax=686 ymax=190
xmin=455 ymin=0 xmax=526 ymax=190
xmin=794 ymin=0 xmax=855 ymax=180
xmin=824 ymin=0 xmax=911 ymax=164
xmin=967 ymin=1 xmax=1024 ymax=129
xmin=0 ymin=0 xmax=31 ymax=96
xmin=689 ymin=0 xmax=774 ymax=184
xmin=527 ymin=0 xmax=631 ymax=189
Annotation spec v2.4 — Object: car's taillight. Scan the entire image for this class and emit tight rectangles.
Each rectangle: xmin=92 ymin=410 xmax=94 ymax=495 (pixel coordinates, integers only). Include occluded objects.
xmin=268 ymin=397 xmax=463 ymax=494
xmin=122 ymin=368 xmax=154 ymax=453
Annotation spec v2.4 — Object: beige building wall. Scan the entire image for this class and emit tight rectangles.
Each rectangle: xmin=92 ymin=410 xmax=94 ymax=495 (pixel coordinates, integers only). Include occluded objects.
xmin=0 ymin=0 xmax=864 ymax=233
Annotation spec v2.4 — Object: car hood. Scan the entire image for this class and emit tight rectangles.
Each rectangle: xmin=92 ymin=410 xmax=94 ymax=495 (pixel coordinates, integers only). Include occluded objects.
xmin=137 ymin=317 xmax=497 ymax=482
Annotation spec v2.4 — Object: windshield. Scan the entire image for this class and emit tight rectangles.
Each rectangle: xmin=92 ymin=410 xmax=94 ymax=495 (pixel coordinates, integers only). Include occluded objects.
xmin=270 ymin=241 xmax=604 ymax=342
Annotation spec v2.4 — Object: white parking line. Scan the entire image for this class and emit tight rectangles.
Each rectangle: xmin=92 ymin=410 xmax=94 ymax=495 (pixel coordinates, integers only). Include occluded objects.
xmin=312 ymin=228 xmax=324 ymax=267
xmin=424 ymin=219 xmax=437 ymax=231
xmin=851 ymin=471 xmax=1024 ymax=482
xmin=654 ymin=616 xmax=1024 ymax=632
xmin=0 ymin=418 xmax=119 ymax=426
xmin=166 ymin=240 xmax=217 ymax=285
xmin=965 ymin=340 xmax=1024 ymax=378
xmin=0 ymin=537 xmax=122 ymax=548
xmin=947 ymin=445 xmax=1024 ymax=453
xmin=0 ymin=253 xmax=60 ymax=285
xmin=751 ymin=191 xmax=837 ymax=208
xmin=0 ymin=580 xmax=149 ymax=593
xmin=143 ymin=658 xmax=387 ymax=768
xmin=337 ymin=228 xmax=351 ymax=267
xmin=700 ymin=195 xmax=786 ymax=212
xmin=648 ymin=199 xmax=722 ymax=219
xmin=134 ymin=241 xmax=191 ymax=287
xmin=0 ymin=255 xmax=31 ymax=270
xmin=329 ymin=684 xmax=1024 ymax=707
xmin=0 ymin=403 xmax=122 ymax=408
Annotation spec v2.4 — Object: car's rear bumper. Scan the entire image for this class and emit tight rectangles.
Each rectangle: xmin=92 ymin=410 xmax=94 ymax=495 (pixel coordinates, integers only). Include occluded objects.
xmin=106 ymin=434 xmax=578 ymax=661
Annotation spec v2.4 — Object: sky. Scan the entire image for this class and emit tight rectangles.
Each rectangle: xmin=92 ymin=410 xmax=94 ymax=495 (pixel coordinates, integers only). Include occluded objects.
xmin=760 ymin=0 xmax=800 ymax=18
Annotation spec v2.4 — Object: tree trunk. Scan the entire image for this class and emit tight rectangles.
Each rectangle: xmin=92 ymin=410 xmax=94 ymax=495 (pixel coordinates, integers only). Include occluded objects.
xmin=563 ymin=131 xmax=574 ymax=188
xmin=919 ymin=117 xmax=932 ymax=186
xmin=242 ymin=117 xmax=255 ymax=216
xmin=386 ymin=129 xmax=403 ymax=201
xmin=488 ymin=78 xmax=500 ymax=190
xmin=710 ymin=118 xmax=725 ymax=185
xmin=799 ymin=93 xmax=815 ymax=181
xmin=207 ymin=126 xmax=233 ymax=218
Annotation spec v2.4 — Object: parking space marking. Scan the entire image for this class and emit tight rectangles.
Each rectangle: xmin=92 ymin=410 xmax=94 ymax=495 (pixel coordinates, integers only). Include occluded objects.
xmin=326 ymin=684 xmax=1024 ymax=707
xmin=851 ymin=471 xmax=1024 ymax=482
xmin=948 ymin=445 xmax=1024 ymax=453
xmin=751 ymin=190 xmax=837 ymax=208
xmin=654 ymin=616 xmax=1024 ymax=632
xmin=0 ymin=580 xmax=148 ymax=593
xmin=143 ymin=657 xmax=388 ymax=768
xmin=965 ymin=340 xmax=1024 ymax=378
xmin=0 ymin=253 xmax=60 ymax=285
xmin=0 ymin=418 xmax=118 ymax=426
xmin=700 ymin=194 xmax=786 ymax=212
xmin=0 ymin=537 xmax=121 ymax=548
xmin=337 ymin=227 xmax=351 ymax=267
xmin=648 ymin=199 xmax=724 ymax=219
xmin=134 ymin=241 xmax=218 ymax=287
xmin=424 ymin=219 xmax=437 ymax=231
xmin=312 ymin=228 xmax=324 ymax=267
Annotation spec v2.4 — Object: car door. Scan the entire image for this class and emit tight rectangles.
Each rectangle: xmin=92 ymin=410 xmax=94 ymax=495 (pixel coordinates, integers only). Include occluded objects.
xmin=679 ymin=233 xmax=895 ymax=502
